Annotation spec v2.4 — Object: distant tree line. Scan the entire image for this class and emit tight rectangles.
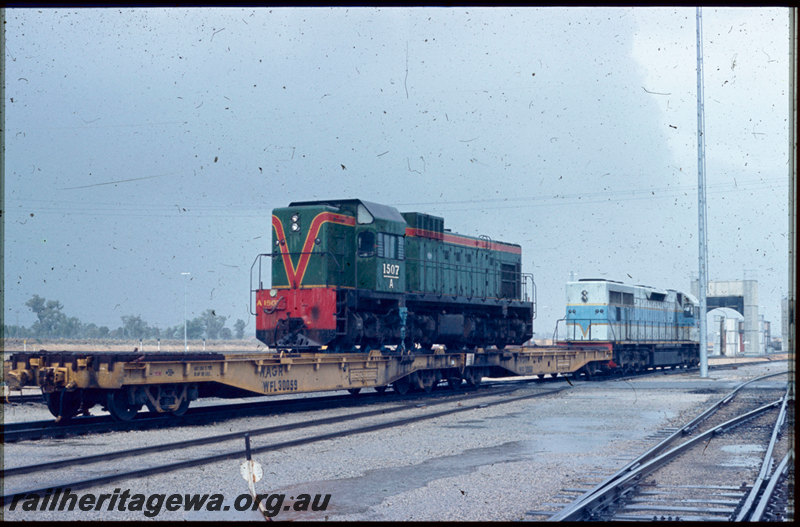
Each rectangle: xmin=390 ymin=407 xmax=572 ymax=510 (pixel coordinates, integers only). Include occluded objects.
xmin=3 ymin=295 xmax=248 ymax=341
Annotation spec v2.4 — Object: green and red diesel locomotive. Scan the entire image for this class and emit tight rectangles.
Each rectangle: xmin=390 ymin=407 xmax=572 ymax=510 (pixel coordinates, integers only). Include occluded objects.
xmin=251 ymin=199 xmax=535 ymax=351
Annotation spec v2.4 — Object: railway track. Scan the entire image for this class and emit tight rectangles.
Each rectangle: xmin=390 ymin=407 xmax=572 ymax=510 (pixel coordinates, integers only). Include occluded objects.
xmin=1 ymin=383 xmax=570 ymax=505
xmin=2 ymin=378 xmax=546 ymax=443
xmin=3 ymin=393 xmax=44 ymax=405
xmin=1 ymin=363 xmax=701 ymax=443
xmin=546 ymin=371 xmax=792 ymax=522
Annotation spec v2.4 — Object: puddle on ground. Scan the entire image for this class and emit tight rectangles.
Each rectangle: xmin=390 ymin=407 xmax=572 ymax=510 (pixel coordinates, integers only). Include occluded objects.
xmin=266 ymin=440 xmax=536 ymax=519
xmin=440 ymin=418 xmax=487 ymax=429
xmin=485 ymin=411 xmax=524 ymax=420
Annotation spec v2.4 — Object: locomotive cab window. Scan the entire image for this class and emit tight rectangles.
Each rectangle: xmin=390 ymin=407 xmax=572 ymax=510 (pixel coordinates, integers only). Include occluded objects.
xmin=357 ymin=204 xmax=374 ymax=224
xmin=623 ymin=293 xmax=633 ymax=305
xmin=357 ymin=231 xmax=375 ymax=257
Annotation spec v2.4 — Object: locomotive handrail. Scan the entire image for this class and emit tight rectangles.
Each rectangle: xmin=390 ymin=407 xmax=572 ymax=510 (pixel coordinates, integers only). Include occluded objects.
xmin=521 ymin=273 xmax=536 ymax=319
xmin=249 ymin=254 xmax=265 ymax=316
xmin=554 ymin=316 xmax=694 ymax=343
xmin=249 ymin=252 xmax=344 ymax=315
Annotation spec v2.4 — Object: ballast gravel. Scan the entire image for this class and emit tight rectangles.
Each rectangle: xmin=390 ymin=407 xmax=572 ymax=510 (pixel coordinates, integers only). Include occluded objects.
xmin=1 ymin=360 xmax=789 ymax=521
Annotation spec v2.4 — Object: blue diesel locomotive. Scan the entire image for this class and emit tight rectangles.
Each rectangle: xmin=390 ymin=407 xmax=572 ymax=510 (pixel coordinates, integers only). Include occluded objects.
xmin=557 ymin=279 xmax=700 ymax=373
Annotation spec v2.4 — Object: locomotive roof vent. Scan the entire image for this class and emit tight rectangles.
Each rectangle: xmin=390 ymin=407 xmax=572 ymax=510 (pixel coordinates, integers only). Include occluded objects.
xmin=401 ymin=212 xmax=444 ymax=239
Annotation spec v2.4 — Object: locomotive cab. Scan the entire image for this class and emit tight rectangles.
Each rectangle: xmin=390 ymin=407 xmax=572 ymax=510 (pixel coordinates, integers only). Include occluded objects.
xmin=352 ymin=201 xmax=407 ymax=293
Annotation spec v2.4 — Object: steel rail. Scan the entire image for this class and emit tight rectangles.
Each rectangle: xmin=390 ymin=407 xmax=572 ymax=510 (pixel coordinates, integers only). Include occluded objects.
xmin=734 ymin=390 xmax=791 ymax=521
xmin=1 ymin=387 xmax=458 ymax=433
xmin=1 ymin=384 xmax=528 ymax=478
xmin=2 ymin=380 xmax=523 ymax=442
xmin=2 ymin=393 xmax=382 ymax=433
xmin=1 ymin=386 xmax=569 ymax=505
xmin=0 ymin=368 xmax=651 ymax=442
xmin=750 ymin=449 xmax=793 ymax=521
xmin=549 ymin=370 xmax=787 ymax=521
xmin=2 ymin=394 xmax=44 ymax=404
xmin=552 ymin=398 xmax=783 ymax=521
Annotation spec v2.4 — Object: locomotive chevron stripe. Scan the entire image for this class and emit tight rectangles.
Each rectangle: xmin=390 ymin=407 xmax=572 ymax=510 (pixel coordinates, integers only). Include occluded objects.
xmin=272 ymin=212 xmax=355 ymax=288
xmin=404 ymin=227 xmax=522 ymax=255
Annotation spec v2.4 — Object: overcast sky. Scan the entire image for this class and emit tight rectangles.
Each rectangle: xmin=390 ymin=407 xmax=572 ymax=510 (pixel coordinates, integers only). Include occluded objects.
xmin=3 ymin=7 xmax=791 ymax=339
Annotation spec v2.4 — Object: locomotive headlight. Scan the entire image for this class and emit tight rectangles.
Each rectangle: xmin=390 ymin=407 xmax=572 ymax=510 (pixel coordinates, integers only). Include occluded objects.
xmin=291 ymin=222 xmax=300 ymax=232
xmin=291 ymin=214 xmax=299 ymax=223
xmin=270 ymin=289 xmax=277 ymax=298
xmin=315 ymin=237 xmax=321 ymax=245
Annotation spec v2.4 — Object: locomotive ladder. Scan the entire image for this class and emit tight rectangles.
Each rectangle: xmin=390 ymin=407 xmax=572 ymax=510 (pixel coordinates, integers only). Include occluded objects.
xmin=335 ymin=290 xmax=349 ymax=336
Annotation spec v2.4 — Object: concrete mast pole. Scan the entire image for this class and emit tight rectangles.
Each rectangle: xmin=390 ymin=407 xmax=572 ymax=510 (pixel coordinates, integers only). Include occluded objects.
xmin=788 ymin=8 xmax=796 ymax=400
xmin=696 ymin=7 xmax=709 ymax=378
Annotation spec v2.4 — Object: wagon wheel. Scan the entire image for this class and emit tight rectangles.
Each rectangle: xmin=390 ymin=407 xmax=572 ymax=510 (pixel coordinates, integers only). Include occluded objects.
xmin=393 ymin=377 xmax=411 ymax=395
xmin=374 ymin=386 xmax=388 ymax=394
xmin=143 ymin=390 xmax=191 ymax=416
xmin=465 ymin=369 xmax=483 ymax=388
xmin=420 ymin=371 xmax=437 ymax=393
xmin=447 ymin=377 xmax=463 ymax=391
xmin=45 ymin=390 xmax=82 ymax=422
xmin=347 ymin=388 xmax=362 ymax=395
xmin=106 ymin=390 xmax=142 ymax=422
xmin=171 ymin=397 xmax=191 ymax=417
